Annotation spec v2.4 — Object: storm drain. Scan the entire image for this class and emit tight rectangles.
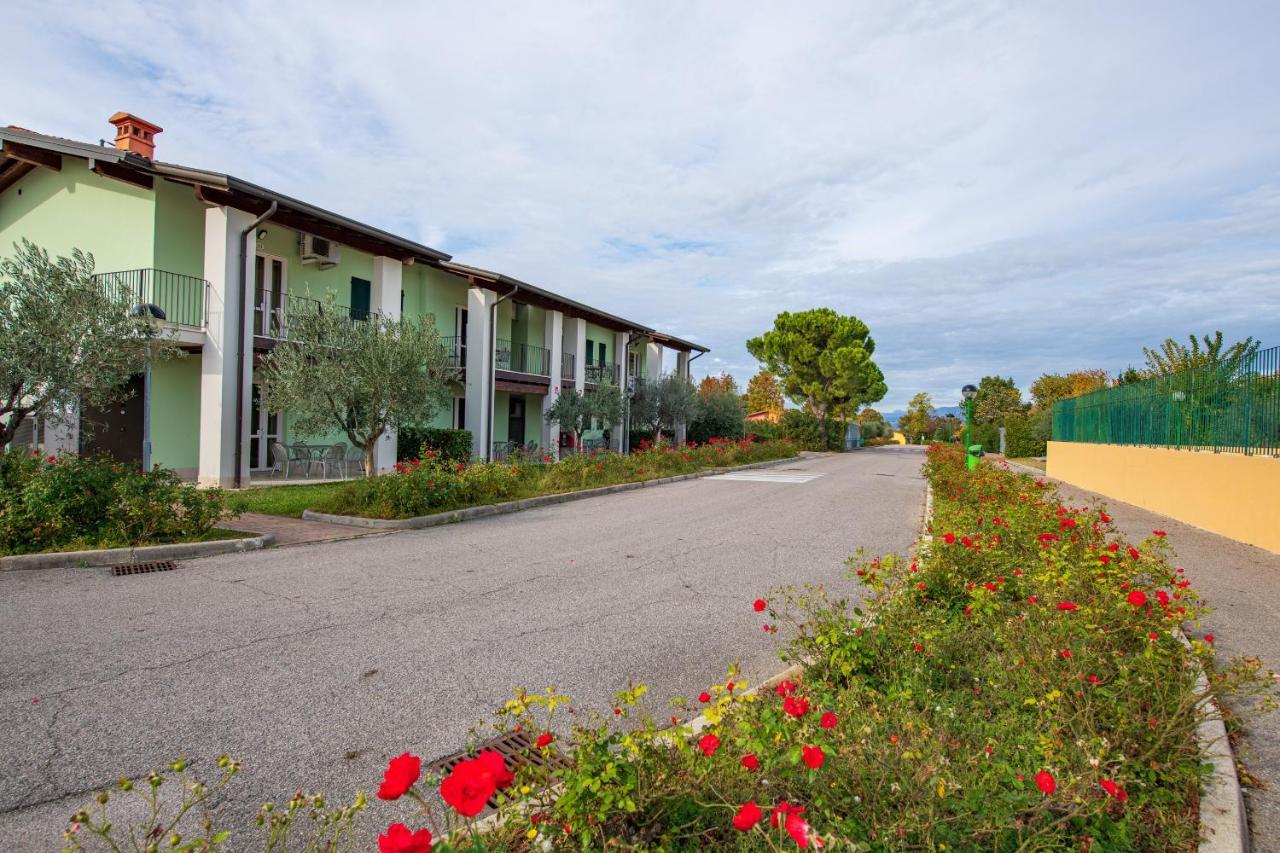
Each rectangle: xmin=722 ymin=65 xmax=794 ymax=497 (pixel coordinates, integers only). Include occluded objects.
xmin=428 ymin=729 xmax=572 ymax=808
xmin=111 ymin=560 xmax=178 ymax=577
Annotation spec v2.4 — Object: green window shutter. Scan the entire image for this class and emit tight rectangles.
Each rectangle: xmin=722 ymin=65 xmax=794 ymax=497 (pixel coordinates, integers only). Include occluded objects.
xmin=350 ymin=278 xmax=371 ymax=320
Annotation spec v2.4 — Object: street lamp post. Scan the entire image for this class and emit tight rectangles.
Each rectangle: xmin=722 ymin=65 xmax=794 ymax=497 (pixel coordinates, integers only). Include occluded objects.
xmin=961 ymin=384 xmax=978 ymax=470
xmin=131 ymin=303 xmax=166 ymax=471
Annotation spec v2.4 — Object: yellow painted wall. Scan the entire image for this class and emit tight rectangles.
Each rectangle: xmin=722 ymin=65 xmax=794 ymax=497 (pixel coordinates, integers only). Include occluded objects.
xmin=1046 ymin=441 xmax=1280 ymax=553
xmin=891 ymin=431 xmax=907 ymax=445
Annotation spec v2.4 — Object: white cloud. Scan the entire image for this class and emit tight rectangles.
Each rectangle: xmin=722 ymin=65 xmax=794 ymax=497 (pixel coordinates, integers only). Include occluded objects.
xmin=8 ymin=0 xmax=1280 ymax=408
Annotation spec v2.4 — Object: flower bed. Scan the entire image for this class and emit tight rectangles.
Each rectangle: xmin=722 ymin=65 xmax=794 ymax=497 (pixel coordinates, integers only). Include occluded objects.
xmin=0 ymin=450 xmax=232 ymax=556
xmin=311 ymin=438 xmax=798 ymax=520
xmin=63 ymin=443 xmax=1273 ymax=851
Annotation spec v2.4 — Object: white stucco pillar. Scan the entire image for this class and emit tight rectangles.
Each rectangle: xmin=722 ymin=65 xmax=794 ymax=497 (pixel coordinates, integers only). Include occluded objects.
xmin=371 ymin=256 xmax=403 ymax=473
xmin=466 ymin=286 xmax=497 ymax=460
xmin=645 ymin=340 xmax=663 ymax=383
xmin=542 ymin=310 xmax=564 ymax=457
xmin=198 ymin=205 xmax=255 ymax=488
xmin=610 ymin=330 xmax=629 ymax=452
xmin=675 ymin=350 xmax=691 ymax=445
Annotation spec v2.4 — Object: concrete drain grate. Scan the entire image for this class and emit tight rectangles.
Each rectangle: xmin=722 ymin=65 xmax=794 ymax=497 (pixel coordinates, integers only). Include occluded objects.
xmin=111 ymin=560 xmax=178 ymax=577
xmin=428 ymin=729 xmax=571 ymax=808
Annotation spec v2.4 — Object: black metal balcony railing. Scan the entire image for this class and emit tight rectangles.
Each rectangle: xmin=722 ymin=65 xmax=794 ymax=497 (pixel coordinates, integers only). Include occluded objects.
xmin=496 ymin=339 xmax=551 ymax=377
xmin=585 ymin=362 xmax=621 ymax=385
xmin=440 ymin=335 xmax=466 ymax=369
xmin=254 ymin=292 xmax=374 ymax=339
xmin=95 ymin=268 xmax=208 ymax=328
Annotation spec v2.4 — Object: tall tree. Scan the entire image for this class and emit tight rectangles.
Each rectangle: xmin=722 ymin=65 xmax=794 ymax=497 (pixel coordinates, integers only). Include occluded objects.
xmin=630 ymin=374 xmax=698 ymax=443
xmin=689 ymin=382 xmax=747 ymax=443
xmin=1029 ymin=370 xmax=1108 ymax=411
xmin=697 ymin=372 xmax=739 ymax=400
xmin=744 ymin=370 xmax=784 ymax=417
xmin=857 ymin=407 xmax=885 ymax=425
xmin=0 ymin=240 xmax=180 ymax=450
xmin=546 ymin=380 xmax=624 ymax=452
xmin=1143 ymin=331 xmax=1259 ymax=376
xmin=257 ymin=302 xmax=454 ymax=476
xmin=971 ymin=375 xmax=1024 ymax=425
xmin=746 ymin=309 xmax=886 ymax=441
xmin=898 ymin=392 xmax=934 ymax=442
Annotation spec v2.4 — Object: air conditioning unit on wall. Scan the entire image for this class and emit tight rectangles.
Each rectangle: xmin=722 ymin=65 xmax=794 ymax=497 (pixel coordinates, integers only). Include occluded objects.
xmin=298 ymin=233 xmax=341 ymax=268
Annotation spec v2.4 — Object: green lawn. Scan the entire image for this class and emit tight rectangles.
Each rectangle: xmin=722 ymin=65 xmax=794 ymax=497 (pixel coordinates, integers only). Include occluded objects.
xmin=225 ymin=482 xmax=349 ymax=518
xmin=1007 ymin=456 xmax=1046 ymax=471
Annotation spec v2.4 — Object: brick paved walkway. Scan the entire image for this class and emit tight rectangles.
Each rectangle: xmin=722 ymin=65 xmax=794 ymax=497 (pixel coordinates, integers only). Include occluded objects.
xmin=220 ymin=512 xmax=383 ymax=547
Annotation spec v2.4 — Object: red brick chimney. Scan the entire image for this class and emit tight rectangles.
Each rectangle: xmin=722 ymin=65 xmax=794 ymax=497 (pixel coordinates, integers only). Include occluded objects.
xmin=107 ymin=112 xmax=162 ymax=159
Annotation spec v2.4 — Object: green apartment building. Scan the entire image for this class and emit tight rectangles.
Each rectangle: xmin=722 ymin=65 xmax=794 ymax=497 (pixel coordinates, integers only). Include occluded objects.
xmin=0 ymin=114 xmax=706 ymax=486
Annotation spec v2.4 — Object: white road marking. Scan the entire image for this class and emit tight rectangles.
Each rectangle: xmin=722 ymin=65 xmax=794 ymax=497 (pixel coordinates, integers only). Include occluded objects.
xmin=705 ymin=471 xmax=826 ymax=484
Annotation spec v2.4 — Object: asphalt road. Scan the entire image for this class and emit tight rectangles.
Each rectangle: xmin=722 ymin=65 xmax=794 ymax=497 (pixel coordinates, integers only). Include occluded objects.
xmin=0 ymin=446 xmax=926 ymax=849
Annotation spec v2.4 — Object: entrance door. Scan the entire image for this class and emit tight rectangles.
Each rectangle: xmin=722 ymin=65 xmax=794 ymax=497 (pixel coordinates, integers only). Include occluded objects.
xmin=254 ymin=254 xmax=287 ymax=337
xmin=508 ymin=397 xmax=526 ymax=447
xmin=80 ymin=375 xmax=144 ymax=465
xmin=249 ymin=384 xmax=282 ymax=470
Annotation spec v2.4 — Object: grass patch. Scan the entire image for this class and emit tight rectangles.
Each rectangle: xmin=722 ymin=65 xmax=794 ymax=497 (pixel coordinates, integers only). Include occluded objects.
xmin=1009 ymin=456 xmax=1047 ymax=470
xmin=225 ymin=482 xmax=349 ymax=518
xmin=3 ymin=526 xmax=248 ymax=557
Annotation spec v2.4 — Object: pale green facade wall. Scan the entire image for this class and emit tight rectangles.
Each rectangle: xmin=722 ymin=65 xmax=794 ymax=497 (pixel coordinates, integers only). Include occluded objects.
xmin=149 ymin=355 xmax=202 ymax=474
xmin=152 ymin=179 xmax=205 ymax=276
xmin=0 ymin=166 xmax=155 ymax=272
xmin=584 ymin=322 xmax=615 ymax=369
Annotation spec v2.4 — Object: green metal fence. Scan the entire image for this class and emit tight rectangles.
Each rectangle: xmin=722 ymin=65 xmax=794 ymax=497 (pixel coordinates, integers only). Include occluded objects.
xmin=1052 ymin=345 xmax=1280 ymax=455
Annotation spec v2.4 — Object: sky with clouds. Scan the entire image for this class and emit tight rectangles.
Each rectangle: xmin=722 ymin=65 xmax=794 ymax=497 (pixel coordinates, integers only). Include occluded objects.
xmin=9 ymin=1 xmax=1280 ymax=410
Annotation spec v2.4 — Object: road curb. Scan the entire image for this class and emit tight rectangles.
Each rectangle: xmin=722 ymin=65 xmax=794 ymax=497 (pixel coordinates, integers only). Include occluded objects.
xmin=0 ymin=533 xmax=276 ymax=572
xmin=301 ymin=455 xmax=807 ymax=530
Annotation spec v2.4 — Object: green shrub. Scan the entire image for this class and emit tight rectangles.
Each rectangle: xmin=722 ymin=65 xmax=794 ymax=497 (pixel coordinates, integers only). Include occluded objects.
xmin=0 ymin=450 xmax=230 ymax=555
xmin=688 ymin=390 xmax=747 ymax=444
xmin=1005 ymin=409 xmax=1050 ymax=457
xmin=396 ymin=427 xmax=472 ymax=464
xmin=969 ymin=420 xmax=1000 ymax=452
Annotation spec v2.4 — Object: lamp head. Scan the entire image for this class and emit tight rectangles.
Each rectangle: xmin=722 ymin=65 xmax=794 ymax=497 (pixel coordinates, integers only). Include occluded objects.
xmin=131 ymin=303 xmax=166 ymax=322
xmin=961 ymin=384 xmax=978 ymax=401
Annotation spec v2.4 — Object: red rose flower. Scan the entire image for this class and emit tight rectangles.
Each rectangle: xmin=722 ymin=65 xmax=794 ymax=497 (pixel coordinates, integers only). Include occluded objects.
xmin=377 ymin=753 xmax=422 ymax=801
xmin=439 ymin=751 xmax=513 ymax=817
xmin=1128 ymin=546 xmax=1140 ymax=561
xmin=1156 ymin=590 xmax=1171 ymax=607
xmin=697 ymin=733 xmax=720 ymax=757
xmin=1027 ymin=596 xmax=1039 ymax=604
xmin=770 ymin=801 xmax=805 ymax=829
xmin=1056 ymin=602 xmax=1078 ymax=611
xmin=802 ymin=745 xmax=825 ymax=769
xmin=776 ymin=679 xmax=797 ymax=697
xmin=1100 ymin=778 xmax=1128 ymax=801
xmin=783 ymin=695 xmax=810 ymax=718
xmin=753 ymin=598 xmax=767 ymax=612
xmin=943 ymin=532 xmax=956 ymax=544
xmin=1059 ymin=649 xmax=1072 ymax=659
xmin=785 ymin=812 xmax=822 ymax=849
xmin=1100 ymin=512 xmax=1111 ymax=523
xmin=741 ymin=752 xmax=760 ymax=771
xmin=535 ymin=732 xmax=554 ymax=749
xmin=1035 ymin=770 xmax=1056 ymax=795
xmin=1127 ymin=590 xmax=1147 ymax=607
xmin=820 ymin=712 xmax=838 ymax=729
xmin=732 ymin=801 xmax=762 ymax=831
xmin=1204 ymin=634 xmax=1215 ymax=643
xmin=1152 ymin=529 xmax=1166 ymax=537
xmin=378 ymin=823 xmax=433 ymax=853
xmin=1099 ymin=555 xmax=1112 ymax=564
xmin=1107 ymin=543 xmax=1120 ymax=552
xmin=698 ymin=691 xmax=711 ymax=703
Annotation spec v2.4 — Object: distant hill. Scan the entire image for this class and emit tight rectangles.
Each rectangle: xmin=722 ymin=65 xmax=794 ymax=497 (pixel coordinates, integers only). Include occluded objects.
xmin=879 ymin=404 xmax=963 ymax=426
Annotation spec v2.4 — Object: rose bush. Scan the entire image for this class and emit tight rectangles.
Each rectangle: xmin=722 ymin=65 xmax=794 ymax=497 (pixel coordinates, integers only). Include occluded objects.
xmin=314 ymin=438 xmax=797 ymax=519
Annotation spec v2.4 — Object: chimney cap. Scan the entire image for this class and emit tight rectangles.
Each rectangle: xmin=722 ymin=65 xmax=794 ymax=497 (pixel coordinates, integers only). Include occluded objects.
xmin=108 ymin=112 xmax=163 ymax=134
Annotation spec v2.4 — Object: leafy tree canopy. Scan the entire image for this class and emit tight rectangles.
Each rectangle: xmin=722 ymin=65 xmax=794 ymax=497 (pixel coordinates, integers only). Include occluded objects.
xmin=545 ymin=380 xmax=624 ymax=451
xmin=898 ymin=392 xmax=934 ymax=440
xmin=698 ymin=372 xmax=739 ymax=400
xmin=0 ymin=240 xmax=180 ymax=449
xmin=1029 ymin=370 xmax=1108 ymax=411
xmin=631 ymin=374 xmax=698 ymax=442
xmin=1142 ymin=331 xmax=1259 ymax=376
xmin=971 ymin=375 xmax=1025 ymax=425
xmin=257 ymin=302 xmax=454 ymax=476
xmin=746 ymin=308 xmax=886 ymax=435
xmin=744 ymin=370 xmax=784 ymax=416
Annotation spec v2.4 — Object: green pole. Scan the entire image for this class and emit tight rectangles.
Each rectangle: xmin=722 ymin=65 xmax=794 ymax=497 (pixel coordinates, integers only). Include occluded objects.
xmin=965 ymin=398 xmax=977 ymax=471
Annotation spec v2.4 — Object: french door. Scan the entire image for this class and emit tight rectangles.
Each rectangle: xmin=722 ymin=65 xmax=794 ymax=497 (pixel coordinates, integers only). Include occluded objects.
xmin=249 ymin=384 xmax=282 ymax=471
xmin=254 ymin=254 xmax=287 ymax=337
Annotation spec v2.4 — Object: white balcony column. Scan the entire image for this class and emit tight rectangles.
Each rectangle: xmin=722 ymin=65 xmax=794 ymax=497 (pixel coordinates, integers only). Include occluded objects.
xmin=610 ymin=330 xmax=629 ymax=452
xmin=541 ymin=310 xmax=564 ymax=458
xmin=674 ymin=350 xmax=691 ymax=445
xmin=198 ymin=205 xmax=256 ymax=488
xmin=570 ymin=318 xmax=587 ymax=389
xmin=371 ymin=256 xmax=403 ymax=473
xmin=645 ymin=340 xmax=663 ymax=382
xmin=465 ymin=286 xmax=497 ymax=460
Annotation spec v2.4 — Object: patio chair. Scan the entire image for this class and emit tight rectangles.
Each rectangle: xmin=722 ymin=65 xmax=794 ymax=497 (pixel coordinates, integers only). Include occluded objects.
xmin=269 ymin=442 xmax=291 ymax=479
xmin=321 ymin=442 xmax=348 ymax=479
xmin=289 ymin=441 xmax=315 ymax=478
xmin=345 ymin=446 xmax=365 ymax=477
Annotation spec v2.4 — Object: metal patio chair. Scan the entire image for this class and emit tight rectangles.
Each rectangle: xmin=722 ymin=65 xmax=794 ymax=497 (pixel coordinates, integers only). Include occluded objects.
xmin=321 ymin=442 xmax=348 ymax=479
xmin=269 ymin=442 xmax=291 ymax=479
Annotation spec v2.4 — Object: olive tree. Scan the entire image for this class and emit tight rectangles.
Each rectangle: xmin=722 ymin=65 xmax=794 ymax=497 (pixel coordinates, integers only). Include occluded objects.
xmin=545 ymin=380 xmax=624 ymax=453
xmin=257 ymin=303 xmax=455 ymax=476
xmin=0 ymin=239 xmax=179 ymax=450
xmin=631 ymin=374 xmax=698 ymax=443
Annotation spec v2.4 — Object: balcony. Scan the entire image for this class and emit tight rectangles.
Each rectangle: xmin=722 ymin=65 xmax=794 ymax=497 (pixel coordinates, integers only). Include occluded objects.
xmin=584 ymin=362 xmax=621 ymax=385
xmin=561 ymin=350 xmax=575 ymax=383
xmin=496 ymin=339 xmax=551 ymax=377
xmin=254 ymin=292 xmax=373 ymax=340
xmin=94 ymin=268 xmax=208 ymax=328
xmin=440 ymin=335 xmax=466 ymax=369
